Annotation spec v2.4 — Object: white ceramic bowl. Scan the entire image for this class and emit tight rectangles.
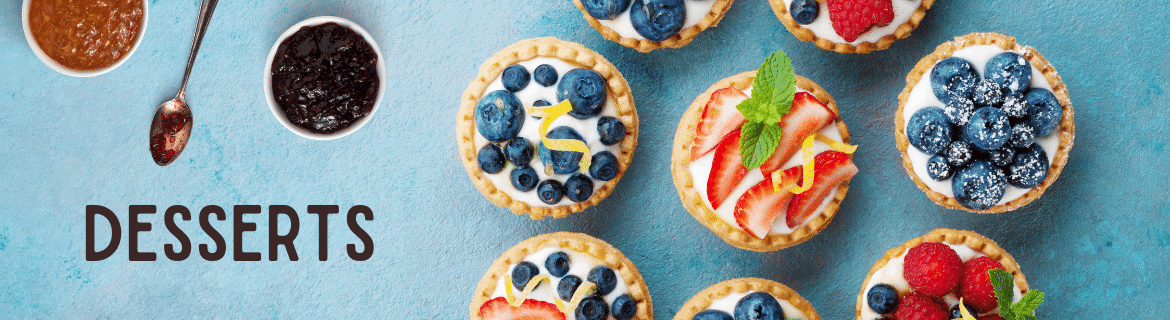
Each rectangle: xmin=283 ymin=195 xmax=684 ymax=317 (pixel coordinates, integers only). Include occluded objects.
xmin=263 ymin=16 xmax=386 ymax=140
xmin=22 ymin=0 xmax=148 ymax=77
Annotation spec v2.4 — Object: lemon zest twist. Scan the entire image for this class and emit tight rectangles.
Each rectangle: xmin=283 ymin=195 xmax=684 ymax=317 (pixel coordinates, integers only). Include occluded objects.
xmin=771 ymin=133 xmax=857 ymax=194
xmin=503 ymin=274 xmax=551 ymax=307
xmin=526 ymin=100 xmax=591 ymax=175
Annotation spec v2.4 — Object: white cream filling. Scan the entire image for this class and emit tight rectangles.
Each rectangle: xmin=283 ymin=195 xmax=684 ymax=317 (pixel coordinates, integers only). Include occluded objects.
xmin=859 ymin=243 xmax=1024 ymax=319
xmin=703 ymin=290 xmax=807 ymax=320
xmin=489 ymin=246 xmax=631 ymax=320
xmin=595 ymin=0 xmax=717 ymax=40
xmin=902 ymin=45 xmax=1059 ymax=205
xmin=687 ymin=86 xmax=845 ymax=235
xmin=780 ymin=0 xmax=921 ymax=45
xmin=473 ymin=57 xmax=624 ymax=208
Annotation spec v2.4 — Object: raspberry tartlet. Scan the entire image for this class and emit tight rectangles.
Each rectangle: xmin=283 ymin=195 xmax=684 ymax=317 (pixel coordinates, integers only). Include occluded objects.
xmin=671 ymin=51 xmax=858 ymax=252
xmin=770 ymin=0 xmax=934 ymax=53
xmin=471 ymin=232 xmax=652 ymax=320
xmin=573 ymin=0 xmax=734 ymax=52
xmin=895 ymin=32 xmax=1074 ymax=213
xmin=458 ymin=38 xmax=639 ymax=219
xmin=673 ymin=278 xmax=822 ymax=320
xmin=857 ymin=229 xmax=1045 ymax=320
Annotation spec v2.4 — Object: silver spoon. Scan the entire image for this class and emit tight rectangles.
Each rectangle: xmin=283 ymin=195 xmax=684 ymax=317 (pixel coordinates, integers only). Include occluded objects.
xmin=149 ymin=0 xmax=219 ymax=166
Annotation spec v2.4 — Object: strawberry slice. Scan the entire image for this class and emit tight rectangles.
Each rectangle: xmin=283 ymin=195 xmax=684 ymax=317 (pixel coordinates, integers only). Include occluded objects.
xmin=760 ymin=92 xmax=836 ymax=174
xmin=707 ymin=129 xmax=746 ymax=210
xmin=690 ymin=86 xmax=748 ymax=160
xmin=785 ymin=151 xmax=858 ymax=228
xmin=734 ymin=167 xmax=800 ymax=239
xmin=479 ymin=297 xmax=565 ymax=320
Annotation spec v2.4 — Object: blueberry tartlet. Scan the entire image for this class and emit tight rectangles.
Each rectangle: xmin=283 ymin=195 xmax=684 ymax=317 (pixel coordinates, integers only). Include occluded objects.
xmin=895 ymin=32 xmax=1074 ymax=213
xmin=771 ymin=0 xmax=934 ymax=53
xmin=674 ymin=278 xmax=821 ymax=320
xmin=671 ymin=51 xmax=858 ymax=252
xmin=458 ymin=38 xmax=639 ymax=219
xmin=857 ymin=229 xmax=1045 ymax=320
xmin=471 ymin=232 xmax=652 ymax=320
xmin=574 ymin=0 xmax=735 ymax=52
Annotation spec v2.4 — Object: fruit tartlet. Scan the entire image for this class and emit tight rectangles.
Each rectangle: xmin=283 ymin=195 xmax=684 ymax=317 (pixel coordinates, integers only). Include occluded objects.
xmin=857 ymin=229 xmax=1046 ymax=320
xmin=671 ymin=50 xmax=858 ymax=252
xmin=458 ymin=38 xmax=639 ymax=219
xmin=573 ymin=0 xmax=734 ymax=52
xmin=471 ymin=232 xmax=652 ymax=320
xmin=674 ymin=278 xmax=822 ymax=320
xmin=770 ymin=0 xmax=934 ymax=53
xmin=895 ymin=32 xmax=1074 ymax=213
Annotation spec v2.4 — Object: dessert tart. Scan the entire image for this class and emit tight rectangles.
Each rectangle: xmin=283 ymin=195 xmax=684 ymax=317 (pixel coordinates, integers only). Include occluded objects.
xmin=770 ymin=0 xmax=934 ymax=53
xmin=471 ymin=232 xmax=652 ymax=320
xmin=857 ymin=229 xmax=1045 ymax=320
xmin=895 ymin=32 xmax=1074 ymax=213
xmin=573 ymin=0 xmax=734 ymax=52
xmin=674 ymin=278 xmax=822 ymax=320
xmin=458 ymin=37 xmax=639 ymax=219
xmin=671 ymin=50 xmax=858 ymax=252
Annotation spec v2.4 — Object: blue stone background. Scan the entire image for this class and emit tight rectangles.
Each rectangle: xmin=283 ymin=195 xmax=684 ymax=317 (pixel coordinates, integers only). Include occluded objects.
xmin=1 ymin=0 xmax=1167 ymax=318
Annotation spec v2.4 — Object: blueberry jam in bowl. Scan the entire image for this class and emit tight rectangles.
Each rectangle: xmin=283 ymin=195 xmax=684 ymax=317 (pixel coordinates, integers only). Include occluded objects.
xmin=264 ymin=16 xmax=385 ymax=140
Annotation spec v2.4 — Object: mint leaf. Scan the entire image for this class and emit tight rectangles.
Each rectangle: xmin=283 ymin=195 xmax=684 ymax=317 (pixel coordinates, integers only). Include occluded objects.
xmin=736 ymin=98 xmax=767 ymax=123
xmin=989 ymin=269 xmax=1016 ymax=319
xmin=761 ymin=51 xmax=796 ymax=119
xmin=739 ymin=122 xmax=782 ymax=169
xmin=1012 ymin=290 xmax=1044 ymax=316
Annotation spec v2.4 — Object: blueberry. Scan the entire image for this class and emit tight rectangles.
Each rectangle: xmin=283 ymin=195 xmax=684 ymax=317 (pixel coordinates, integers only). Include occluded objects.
xmin=502 ymin=64 xmax=530 ymax=93
xmin=985 ymin=52 xmax=1032 ymax=93
xmin=557 ymin=275 xmax=583 ymax=301
xmin=949 ymin=304 xmax=978 ymax=319
xmin=611 ymin=294 xmax=638 ymax=320
xmin=534 ymin=64 xmax=559 ymax=87
xmin=598 ymin=116 xmax=627 ymax=145
xmin=478 ymin=144 xmax=505 ymax=174
xmin=590 ymin=151 xmax=619 ymax=181
xmin=1007 ymin=145 xmax=1049 ymax=188
xmin=537 ymin=180 xmax=565 ymax=204
xmin=505 ymin=137 xmax=534 ymax=166
xmin=538 ymin=126 xmax=587 ymax=174
xmin=629 ymin=0 xmax=686 ymax=42
xmin=558 ymin=69 xmax=608 ymax=119
xmin=867 ymin=284 xmax=899 ymax=314
xmin=927 ymin=155 xmax=954 ymax=181
xmin=930 ymin=57 xmax=980 ymax=105
xmin=1001 ymin=91 xmax=1028 ymax=119
xmin=1010 ymin=122 xmax=1036 ymax=148
xmin=576 ymin=296 xmax=610 ymax=320
xmin=511 ymin=261 xmax=541 ymax=289
xmin=965 ymin=107 xmax=1011 ymax=151
xmin=564 ymin=174 xmax=595 ymax=202
xmin=693 ymin=310 xmax=734 ymax=320
xmin=1024 ymin=88 xmax=1062 ymax=137
xmin=734 ymin=291 xmax=785 ymax=320
xmin=945 ymin=140 xmax=974 ymax=168
xmin=581 ymin=0 xmax=633 ymax=20
xmin=545 ymin=252 xmax=571 ymax=277
xmin=907 ymin=107 xmax=953 ymax=155
xmin=971 ymin=80 xmax=1005 ymax=108
xmin=789 ymin=0 xmax=819 ymax=24
xmin=475 ymin=90 xmax=525 ymax=142
xmin=534 ymin=100 xmax=551 ymax=107
xmin=510 ymin=166 xmax=539 ymax=191
xmin=987 ymin=146 xmax=1016 ymax=167
xmin=952 ymin=160 xmax=1007 ymax=210
xmin=588 ymin=266 xmax=618 ymax=296
xmin=942 ymin=96 xmax=976 ymax=126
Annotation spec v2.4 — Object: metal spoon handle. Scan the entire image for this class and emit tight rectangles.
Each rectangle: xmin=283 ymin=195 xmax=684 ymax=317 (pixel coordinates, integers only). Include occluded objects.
xmin=177 ymin=0 xmax=220 ymax=97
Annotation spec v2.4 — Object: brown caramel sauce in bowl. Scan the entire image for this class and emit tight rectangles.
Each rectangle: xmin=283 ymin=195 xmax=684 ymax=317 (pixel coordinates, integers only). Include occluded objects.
xmin=24 ymin=0 xmax=146 ymax=75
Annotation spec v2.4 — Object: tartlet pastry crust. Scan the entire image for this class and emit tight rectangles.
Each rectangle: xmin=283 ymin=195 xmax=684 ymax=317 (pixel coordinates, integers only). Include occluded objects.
xmin=573 ymin=0 xmax=736 ymax=53
xmin=769 ymin=0 xmax=935 ymax=53
xmin=673 ymin=277 xmax=822 ymax=320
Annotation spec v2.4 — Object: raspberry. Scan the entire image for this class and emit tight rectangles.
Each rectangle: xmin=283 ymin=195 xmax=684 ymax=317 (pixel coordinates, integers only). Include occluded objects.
xmin=894 ymin=293 xmax=948 ymax=320
xmin=961 ymin=256 xmax=1006 ymax=312
xmin=903 ymin=242 xmax=964 ymax=297
xmin=826 ymin=0 xmax=895 ymax=42
xmin=978 ymin=316 xmax=1005 ymax=320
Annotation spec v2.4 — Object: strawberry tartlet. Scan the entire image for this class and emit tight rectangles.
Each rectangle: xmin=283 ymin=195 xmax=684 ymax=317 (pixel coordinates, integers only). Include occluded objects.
xmin=673 ymin=278 xmax=822 ymax=320
xmin=770 ymin=0 xmax=934 ymax=53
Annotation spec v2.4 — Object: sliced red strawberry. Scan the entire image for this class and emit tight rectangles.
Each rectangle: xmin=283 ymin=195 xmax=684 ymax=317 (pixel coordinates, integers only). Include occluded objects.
xmin=760 ymin=92 xmax=836 ymax=174
xmin=690 ymin=86 xmax=748 ymax=160
xmin=785 ymin=151 xmax=858 ymax=228
xmin=707 ymin=129 xmax=746 ymax=210
xmin=733 ymin=168 xmax=800 ymax=239
xmin=479 ymin=297 xmax=565 ymax=320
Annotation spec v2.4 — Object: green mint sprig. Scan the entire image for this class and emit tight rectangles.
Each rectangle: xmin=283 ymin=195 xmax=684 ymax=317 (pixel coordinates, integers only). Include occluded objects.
xmin=737 ymin=50 xmax=796 ymax=169
xmin=989 ymin=269 xmax=1045 ymax=320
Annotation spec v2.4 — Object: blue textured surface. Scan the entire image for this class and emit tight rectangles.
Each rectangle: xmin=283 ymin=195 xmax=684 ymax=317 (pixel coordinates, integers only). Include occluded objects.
xmin=1 ymin=0 xmax=1168 ymax=318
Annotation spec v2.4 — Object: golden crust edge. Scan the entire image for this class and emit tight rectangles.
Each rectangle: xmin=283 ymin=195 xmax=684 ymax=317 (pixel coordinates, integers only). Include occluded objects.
xmin=573 ymin=0 xmax=736 ymax=53
xmin=672 ymin=278 xmax=822 ymax=320
xmin=769 ymin=0 xmax=936 ymax=54
xmin=457 ymin=37 xmax=640 ymax=219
